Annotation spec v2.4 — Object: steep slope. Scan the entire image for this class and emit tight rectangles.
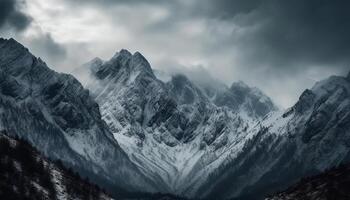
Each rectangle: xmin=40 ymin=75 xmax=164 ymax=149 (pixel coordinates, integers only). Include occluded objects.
xmin=78 ymin=49 xmax=277 ymax=195
xmin=266 ymin=163 xmax=350 ymax=200
xmin=213 ymin=81 xmax=277 ymax=118
xmin=200 ymin=73 xmax=350 ymax=199
xmin=0 ymin=38 xmax=155 ymax=195
xmin=0 ymin=132 xmax=111 ymax=200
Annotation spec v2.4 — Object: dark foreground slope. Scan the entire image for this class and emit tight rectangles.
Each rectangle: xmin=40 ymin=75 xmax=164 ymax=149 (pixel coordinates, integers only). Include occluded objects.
xmin=202 ymin=72 xmax=350 ymax=200
xmin=0 ymin=132 xmax=111 ymax=200
xmin=0 ymin=131 xmax=190 ymax=200
xmin=266 ymin=163 xmax=350 ymax=200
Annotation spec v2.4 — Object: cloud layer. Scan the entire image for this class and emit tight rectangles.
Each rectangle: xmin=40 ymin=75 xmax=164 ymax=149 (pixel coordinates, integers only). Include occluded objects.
xmin=0 ymin=0 xmax=32 ymax=31
xmin=1 ymin=0 xmax=349 ymax=107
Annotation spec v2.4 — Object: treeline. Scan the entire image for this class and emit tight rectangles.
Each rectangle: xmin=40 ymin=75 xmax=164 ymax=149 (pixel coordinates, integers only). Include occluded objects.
xmin=0 ymin=133 xmax=109 ymax=200
xmin=267 ymin=163 xmax=350 ymax=200
xmin=0 ymin=135 xmax=56 ymax=200
xmin=0 ymin=132 xmax=194 ymax=200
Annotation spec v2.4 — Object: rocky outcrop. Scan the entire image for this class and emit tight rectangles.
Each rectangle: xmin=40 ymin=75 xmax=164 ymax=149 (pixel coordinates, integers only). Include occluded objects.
xmin=0 ymin=38 xmax=156 ymax=195
xmin=78 ymin=49 xmax=278 ymax=195
xmin=200 ymin=73 xmax=350 ymax=200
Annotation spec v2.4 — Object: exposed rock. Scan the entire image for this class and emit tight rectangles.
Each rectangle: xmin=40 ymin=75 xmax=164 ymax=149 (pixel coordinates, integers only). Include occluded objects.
xmin=0 ymin=38 xmax=156 ymax=195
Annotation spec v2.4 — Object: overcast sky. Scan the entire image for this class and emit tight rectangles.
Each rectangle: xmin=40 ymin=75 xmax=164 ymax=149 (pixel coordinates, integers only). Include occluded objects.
xmin=0 ymin=0 xmax=349 ymax=108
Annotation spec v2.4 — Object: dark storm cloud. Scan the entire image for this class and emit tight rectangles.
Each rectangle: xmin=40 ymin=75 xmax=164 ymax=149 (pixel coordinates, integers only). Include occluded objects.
xmin=69 ymin=0 xmax=178 ymax=7
xmin=27 ymin=33 xmax=67 ymax=66
xmin=69 ymin=0 xmax=350 ymax=72
xmin=196 ymin=0 xmax=264 ymax=19
xmin=199 ymin=0 xmax=350 ymax=72
xmin=26 ymin=0 xmax=348 ymax=107
xmin=0 ymin=0 xmax=32 ymax=31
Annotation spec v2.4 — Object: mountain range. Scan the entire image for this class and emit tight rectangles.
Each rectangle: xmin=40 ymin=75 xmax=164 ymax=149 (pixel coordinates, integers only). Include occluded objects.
xmin=1 ymin=37 xmax=350 ymax=199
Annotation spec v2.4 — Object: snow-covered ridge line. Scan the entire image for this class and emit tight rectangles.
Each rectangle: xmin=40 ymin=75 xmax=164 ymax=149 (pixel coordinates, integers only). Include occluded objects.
xmin=2 ymin=37 xmax=350 ymax=199
xmin=80 ymin=47 xmax=350 ymax=199
xmin=0 ymin=38 xmax=157 ymax=195
xmin=77 ymin=48 xmax=280 ymax=196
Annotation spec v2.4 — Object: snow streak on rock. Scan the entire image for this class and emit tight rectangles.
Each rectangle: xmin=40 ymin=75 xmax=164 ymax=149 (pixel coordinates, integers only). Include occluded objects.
xmin=79 ymin=48 xmax=278 ymax=196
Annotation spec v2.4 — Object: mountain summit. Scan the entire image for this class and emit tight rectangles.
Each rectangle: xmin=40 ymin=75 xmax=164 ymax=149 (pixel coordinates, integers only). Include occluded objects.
xmin=2 ymin=39 xmax=349 ymax=200
xmin=78 ymin=49 xmax=279 ymax=195
xmin=0 ymin=38 xmax=156 ymax=195
xmin=78 ymin=49 xmax=350 ymax=199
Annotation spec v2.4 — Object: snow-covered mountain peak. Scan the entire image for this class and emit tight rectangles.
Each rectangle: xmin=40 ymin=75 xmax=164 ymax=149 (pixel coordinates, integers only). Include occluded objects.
xmin=113 ymin=48 xmax=132 ymax=59
xmin=87 ymin=57 xmax=104 ymax=67
xmin=311 ymin=75 xmax=350 ymax=98
xmin=0 ymin=37 xmax=25 ymax=50
xmin=230 ymin=80 xmax=249 ymax=90
xmin=78 ymin=47 xmax=280 ymax=195
xmin=0 ymin=37 xmax=32 ymax=68
xmin=283 ymin=73 xmax=350 ymax=119
xmin=213 ymin=80 xmax=277 ymax=119
xmin=167 ymin=73 xmax=209 ymax=105
xmin=90 ymin=49 xmax=155 ymax=82
xmin=130 ymin=51 xmax=153 ymax=74
xmin=0 ymin=38 xmax=157 ymax=194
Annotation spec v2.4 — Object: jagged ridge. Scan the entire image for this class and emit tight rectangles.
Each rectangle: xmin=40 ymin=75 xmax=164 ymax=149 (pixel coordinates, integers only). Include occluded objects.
xmin=77 ymin=48 xmax=278 ymax=196
xmin=0 ymin=38 xmax=157 ymax=196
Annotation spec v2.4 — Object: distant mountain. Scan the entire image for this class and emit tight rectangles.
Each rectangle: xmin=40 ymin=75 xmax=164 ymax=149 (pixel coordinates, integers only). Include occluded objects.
xmin=0 ymin=131 xmax=111 ymax=200
xmin=77 ymin=49 xmax=278 ymax=196
xmin=0 ymin=38 xmax=156 ymax=195
xmin=201 ymin=72 xmax=350 ymax=200
xmin=266 ymin=163 xmax=350 ymax=200
xmin=213 ymin=81 xmax=277 ymax=118
xmin=2 ymin=37 xmax=350 ymax=200
xmin=79 ymin=48 xmax=350 ymax=199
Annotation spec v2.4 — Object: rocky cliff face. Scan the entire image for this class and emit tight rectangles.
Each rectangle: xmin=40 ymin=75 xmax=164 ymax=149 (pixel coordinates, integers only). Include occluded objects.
xmin=0 ymin=38 xmax=156 ymax=195
xmin=214 ymin=81 xmax=277 ymax=118
xmin=3 ymin=38 xmax=349 ymax=200
xmin=200 ymin=73 xmax=350 ymax=200
xmin=78 ymin=49 xmax=278 ymax=195
xmin=79 ymin=48 xmax=350 ymax=199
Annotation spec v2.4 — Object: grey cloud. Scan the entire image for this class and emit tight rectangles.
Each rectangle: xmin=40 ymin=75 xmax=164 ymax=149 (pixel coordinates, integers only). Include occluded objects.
xmin=0 ymin=0 xmax=32 ymax=31
xmin=68 ymin=0 xmax=179 ymax=7
xmin=80 ymin=0 xmax=350 ymax=73
xmin=195 ymin=0 xmax=264 ymax=19
xmin=22 ymin=0 xmax=349 ymax=107
xmin=27 ymin=33 xmax=67 ymax=68
xmin=200 ymin=0 xmax=350 ymax=73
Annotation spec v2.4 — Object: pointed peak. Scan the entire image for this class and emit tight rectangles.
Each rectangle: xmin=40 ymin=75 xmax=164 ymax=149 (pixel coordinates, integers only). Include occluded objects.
xmin=112 ymin=49 xmax=132 ymax=59
xmin=131 ymin=51 xmax=153 ymax=73
xmin=120 ymin=49 xmax=132 ymax=56
xmin=89 ymin=57 xmax=103 ymax=65
xmin=8 ymin=37 xmax=17 ymax=42
xmin=230 ymin=80 xmax=249 ymax=90
xmin=91 ymin=57 xmax=103 ymax=62
xmin=1 ymin=37 xmax=17 ymax=44
xmin=169 ymin=74 xmax=194 ymax=88
xmin=0 ymin=38 xmax=33 ymax=66
xmin=132 ymin=51 xmax=149 ymax=64
xmin=82 ymin=57 xmax=103 ymax=72
xmin=0 ymin=37 xmax=27 ymax=50
xmin=133 ymin=51 xmax=144 ymax=58
xmin=171 ymin=73 xmax=191 ymax=83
